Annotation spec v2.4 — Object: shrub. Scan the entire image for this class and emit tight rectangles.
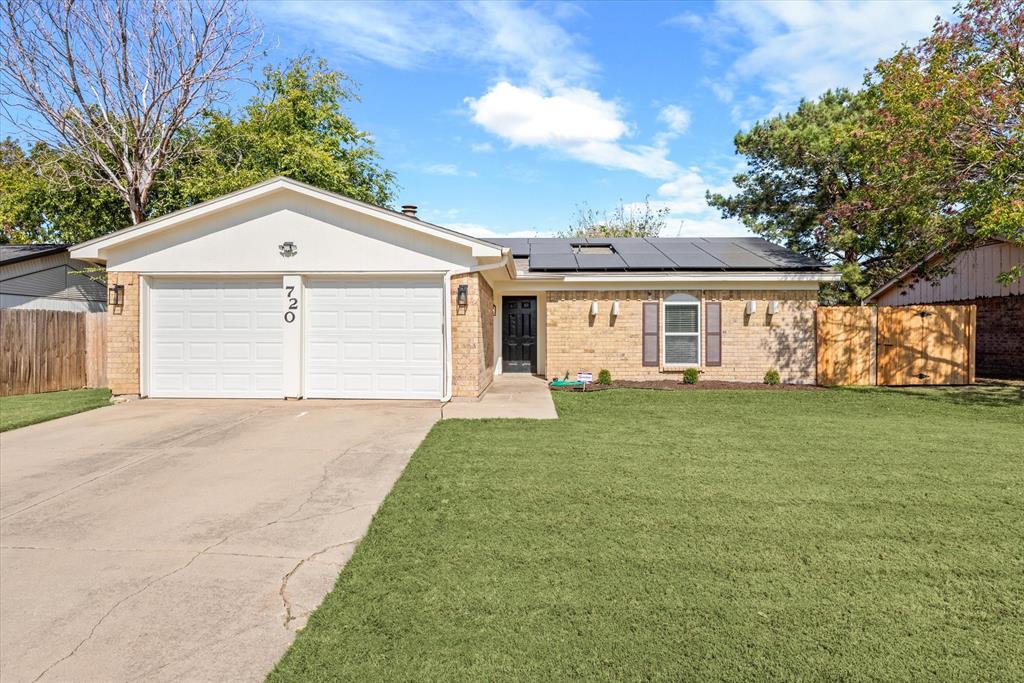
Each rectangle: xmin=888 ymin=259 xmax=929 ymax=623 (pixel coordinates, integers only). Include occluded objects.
xmin=682 ymin=368 xmax=699 ymax=384
xmin=597 ymin=369 xmax=612 ymax=385
xmin=764 ymin=368 xmax=781 ymax=385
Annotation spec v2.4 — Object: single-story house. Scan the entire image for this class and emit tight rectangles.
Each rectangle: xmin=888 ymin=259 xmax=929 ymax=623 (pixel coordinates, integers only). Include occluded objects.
xmin=70 ymin=177 xmax=839 ymax=400
xmin=864 ymin=237 xmax=1023 ymax=378
xmin=0 ymin=244 xmax=107 ymax=312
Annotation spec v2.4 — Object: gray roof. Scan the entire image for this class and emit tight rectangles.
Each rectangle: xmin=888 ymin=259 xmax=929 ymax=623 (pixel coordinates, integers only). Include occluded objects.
xmin=0 ymin=244 xmax=68 ymax=266
xmin=486 ymin=237 xmax=827 ymax=272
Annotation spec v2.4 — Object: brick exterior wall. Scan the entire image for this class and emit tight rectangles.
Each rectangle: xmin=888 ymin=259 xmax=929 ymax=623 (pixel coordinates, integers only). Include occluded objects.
xmin=925 ymin=295 xmax=1022 ymax=378
xmin=450 ymin=272 xmax=495 ymax=397
xmin=107 ymin=271 xmax=140 ymax=395
xmin=545 ymin=289 xmax=817 ymax=384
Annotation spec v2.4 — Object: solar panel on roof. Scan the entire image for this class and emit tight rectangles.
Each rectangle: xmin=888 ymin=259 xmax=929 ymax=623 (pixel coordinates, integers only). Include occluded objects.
xmin=607 ymin=239 xmax=662 ymax=254
xmin=528 ymin=239 xmax=575 ymax=254
xmin=575 ymin=253 xmax=627 ymax=269
xmin=618 ymin=252 xmax=676 ymax=269
xmin=740 ymin=242 xmax=820 ymax=268
xmin=662 ymin=252 xmax=730 ymax=269
xmin=490 ymin=238 xmax=532 ymax=257
xmin=529 ymin=253 xmax=578 ymax=270
xmin=698 ymin=243 xmax=775 ymax=268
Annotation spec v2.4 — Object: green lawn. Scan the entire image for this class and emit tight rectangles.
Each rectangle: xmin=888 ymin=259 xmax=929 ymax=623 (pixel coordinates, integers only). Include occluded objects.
xmin=0 ymin=388 xmax=111 ymax=432
xmin=270 ymin=386 xmax=1024 ymax=682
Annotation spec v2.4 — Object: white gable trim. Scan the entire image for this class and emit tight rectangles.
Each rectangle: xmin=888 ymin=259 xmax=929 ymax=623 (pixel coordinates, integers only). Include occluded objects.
xmin=71 ymin=177 xmax=504 ymax=261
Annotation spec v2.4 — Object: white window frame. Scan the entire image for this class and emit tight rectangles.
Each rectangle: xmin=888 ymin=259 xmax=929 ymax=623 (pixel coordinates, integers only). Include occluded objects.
xmin=662 ymin=294 xmax=701 ymax=367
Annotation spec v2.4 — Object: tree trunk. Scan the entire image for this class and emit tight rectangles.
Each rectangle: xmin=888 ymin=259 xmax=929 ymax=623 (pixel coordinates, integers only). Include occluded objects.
xmin=128 ymin=191 xmax=146 ymax=225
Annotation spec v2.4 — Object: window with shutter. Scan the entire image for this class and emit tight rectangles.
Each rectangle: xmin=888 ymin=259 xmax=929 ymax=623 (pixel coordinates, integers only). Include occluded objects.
xmin=705 ymin=301 xmax=721 ymax=366
xmin=663 ymin=293 xmax=700 ymax=366
xmin=642 ymin=302 xmax=659 ymax=366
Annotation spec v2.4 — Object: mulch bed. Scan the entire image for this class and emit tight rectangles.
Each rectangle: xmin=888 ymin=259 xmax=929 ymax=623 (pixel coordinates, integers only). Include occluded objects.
xmin=549 ymin=379 xmax=826 ymax=392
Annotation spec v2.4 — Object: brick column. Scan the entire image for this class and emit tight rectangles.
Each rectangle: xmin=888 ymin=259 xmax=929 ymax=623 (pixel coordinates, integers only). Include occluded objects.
xmin=107 ymin=272 xmax=141 ymax=395
xmin=450 ymin=273 xmax=495 ymax=398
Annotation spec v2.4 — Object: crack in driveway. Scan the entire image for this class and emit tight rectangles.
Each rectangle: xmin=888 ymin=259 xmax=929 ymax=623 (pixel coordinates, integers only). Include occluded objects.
xmin=279 ymin=536 xmax=361 ymax=630
xmin=4 ymin=401 xmax=438 ymax=682
xmin=30 ymin=536 xmax=230 ymax=683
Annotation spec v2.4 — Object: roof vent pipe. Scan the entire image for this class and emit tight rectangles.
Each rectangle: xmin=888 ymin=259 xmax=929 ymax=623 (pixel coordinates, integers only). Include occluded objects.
xmin=401 ymin=204 xmax=418 ymax=218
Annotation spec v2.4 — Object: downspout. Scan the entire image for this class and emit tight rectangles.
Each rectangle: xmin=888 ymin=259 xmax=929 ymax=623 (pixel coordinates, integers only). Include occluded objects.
xmin=441 ymin=249 xmax=514 ymax=402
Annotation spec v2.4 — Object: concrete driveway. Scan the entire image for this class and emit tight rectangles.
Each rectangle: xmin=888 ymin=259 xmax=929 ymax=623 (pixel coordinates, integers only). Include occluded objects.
xmin=0 ymin=399 xmax=439 ymax=682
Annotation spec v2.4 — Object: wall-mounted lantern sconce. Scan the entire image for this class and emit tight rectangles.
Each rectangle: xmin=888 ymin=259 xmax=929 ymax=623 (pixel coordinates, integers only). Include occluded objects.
xmin=492 ymin=304 xmax=497 ymax=317
xmin=108 ymin=283 xmax=125 ymax=307
xmin=745 ymin=300 xmax=757 ymax=315
xmin=611 ymin=301 xmax=620 ymax=317
xmin=767 ymin=301 xmax=781 ymax=315
xmin=456 ymin=284 xmax=469 ymax=306
xmin=589 ymin=301 xmax=599 ymax=316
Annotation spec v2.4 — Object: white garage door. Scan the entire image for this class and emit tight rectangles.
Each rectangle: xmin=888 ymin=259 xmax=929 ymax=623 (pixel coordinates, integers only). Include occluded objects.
xmin=149 ymin=279 xmax=284 ymax=398
xmin=304 ymin=279 xmax=444 ymax=399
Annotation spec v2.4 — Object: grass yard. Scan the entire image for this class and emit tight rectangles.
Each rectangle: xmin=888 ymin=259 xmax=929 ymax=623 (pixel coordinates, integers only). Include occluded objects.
xmin=0 ymin=388 xmax=111 ymax=432
xmin=270 ymin=386 xmax=1024 ymax=681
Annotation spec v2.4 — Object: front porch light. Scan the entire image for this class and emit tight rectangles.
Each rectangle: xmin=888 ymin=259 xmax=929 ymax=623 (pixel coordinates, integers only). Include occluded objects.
xmin=456 ymin=284 xmax=468 ymax=306
xmin=108 ymin=283 xmax=125 ymax=306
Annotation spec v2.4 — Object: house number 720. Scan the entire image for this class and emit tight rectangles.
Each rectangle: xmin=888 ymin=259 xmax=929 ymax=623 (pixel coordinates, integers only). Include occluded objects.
xmin=284 ymin=286 xmax=298 ymax=323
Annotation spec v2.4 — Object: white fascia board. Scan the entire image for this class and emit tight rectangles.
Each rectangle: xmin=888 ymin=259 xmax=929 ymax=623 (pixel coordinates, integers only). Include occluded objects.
xmin=70 ymin=177 xmax=503 ymax=261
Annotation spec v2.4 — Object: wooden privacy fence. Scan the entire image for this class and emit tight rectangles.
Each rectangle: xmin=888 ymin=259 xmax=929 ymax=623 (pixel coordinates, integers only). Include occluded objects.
xmin=0 ymin=309 xmax=107 ymax=396
xmin=817 ymin=304 xmax=975 ymax=386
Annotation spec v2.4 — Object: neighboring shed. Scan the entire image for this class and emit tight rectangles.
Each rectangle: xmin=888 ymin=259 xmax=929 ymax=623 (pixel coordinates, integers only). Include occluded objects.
xmin=864 ymin=238 xmax=1023 ymax=378
xmin=0 ymin=245 xmax=107 ymax=312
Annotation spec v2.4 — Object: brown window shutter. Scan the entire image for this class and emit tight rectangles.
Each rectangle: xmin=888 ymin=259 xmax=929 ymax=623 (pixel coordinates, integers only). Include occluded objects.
xmin=705 ymin=301 xmax=721 ymax=366
xmin=642 ymin=302 xmax=659 ymax=366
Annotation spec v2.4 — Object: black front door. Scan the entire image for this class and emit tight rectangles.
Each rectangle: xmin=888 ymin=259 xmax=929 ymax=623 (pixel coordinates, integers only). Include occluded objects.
xmin=502 ymin=296 xmax=537 ymax=373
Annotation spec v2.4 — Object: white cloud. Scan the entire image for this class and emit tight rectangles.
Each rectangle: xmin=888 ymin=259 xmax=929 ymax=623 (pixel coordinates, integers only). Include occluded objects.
xmin=263 ymin=1 xmax=595 ymax=89
xmin=671 ymin=0 xmax=953 ymax=122
xmin=422 ymin=163 xmax=476 ymax=177
xmin=268 ymin=1 xmax=684 ymax=181
xmin=471 ymin=142 xmax=494 ymax=153
xmin=467 ymin=82 xmax=677 ymax=179
xmin=623 ymin=167 xmax=751 ymax=238
xmin=658 ymin=105 xmax=692 ymax=135
xmin=467 ymin=83 xmax=626 ymax=147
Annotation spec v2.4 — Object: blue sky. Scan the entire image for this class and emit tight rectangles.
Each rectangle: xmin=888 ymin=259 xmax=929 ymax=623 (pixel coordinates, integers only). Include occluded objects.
xmin=248 ymin=0 xmax=952 ymax=238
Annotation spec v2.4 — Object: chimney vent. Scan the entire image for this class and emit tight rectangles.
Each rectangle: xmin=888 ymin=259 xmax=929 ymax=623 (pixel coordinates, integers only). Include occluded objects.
xmin=401 ymin=204 xmax=418 ymax=218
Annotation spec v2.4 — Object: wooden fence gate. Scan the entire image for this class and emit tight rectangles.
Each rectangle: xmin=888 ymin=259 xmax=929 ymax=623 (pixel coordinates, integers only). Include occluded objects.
xmin=876 ymin=305 xmax=975 ymax=386
xmin=816 ymin=304 xmax=975 ymax=386
xmin=0 ymin=309 xmax=107 ymax=396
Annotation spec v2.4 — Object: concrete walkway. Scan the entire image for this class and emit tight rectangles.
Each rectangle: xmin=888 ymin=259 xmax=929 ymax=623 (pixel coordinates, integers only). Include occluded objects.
xmin=442 ymin=374 xmax=558 ymax=419
xmin=0 ymin=399 xmax=439 ymax=682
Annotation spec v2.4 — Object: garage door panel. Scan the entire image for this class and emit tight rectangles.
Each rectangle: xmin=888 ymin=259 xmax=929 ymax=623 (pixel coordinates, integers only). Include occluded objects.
xmin=342 ymin=311 xmax=371 ymax=329
xmin=149 ymin=279 xmax=284 ymax=398
xmin=304 ymin=279 xmax=443 ymax=399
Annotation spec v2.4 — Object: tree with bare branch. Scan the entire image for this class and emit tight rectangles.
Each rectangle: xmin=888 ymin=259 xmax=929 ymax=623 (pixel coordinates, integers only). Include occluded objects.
xmin=0 ymin=0 xmax=261 ymax=224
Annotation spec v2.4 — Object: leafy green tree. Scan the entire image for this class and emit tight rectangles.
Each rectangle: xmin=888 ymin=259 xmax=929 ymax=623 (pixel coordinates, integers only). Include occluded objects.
xmin=2 ymin=57 xmax=397 ymax=244
xmin=1 ymin=138 xmax=128 ymax=244
xmin=706 ymin=89 xmax=883 ymax=302
xmin=150 ymin=57 xmax=396 ymax=215
xmin=709 ymin=0 xmax=1023 ymax=301
xmin=856 ymin=0 xmax=1023 ymax=285
xmin=561 ymin=197 xmax=671 ymax=238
